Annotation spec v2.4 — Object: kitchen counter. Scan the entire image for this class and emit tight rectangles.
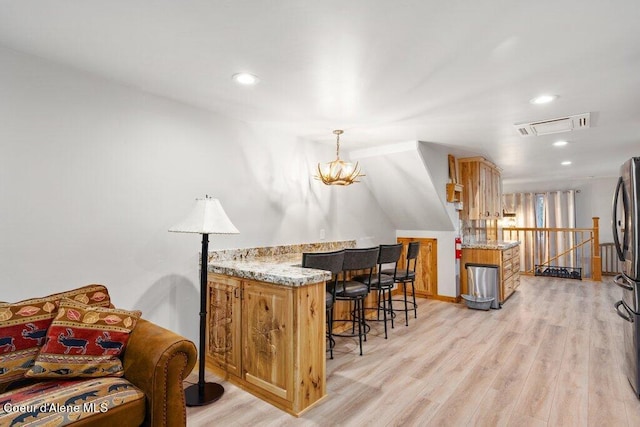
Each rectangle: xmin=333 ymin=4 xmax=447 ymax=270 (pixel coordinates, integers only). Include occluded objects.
xmin=208 ymin=255 xmax=331 ymax=286
xmin=207 ymin=240 xmax=355 ymax=286
xmin=460 ymin=241 xmax=521 ymax=304
xmin=461 ymin=240 xmax=520 ymax=250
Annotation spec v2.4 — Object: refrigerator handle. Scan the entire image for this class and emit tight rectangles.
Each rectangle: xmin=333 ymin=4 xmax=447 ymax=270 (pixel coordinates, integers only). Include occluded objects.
xmin=612 ymin=176 xmax=625 ymax=262
xmin=614 ymin=274 xmax=634 ymax=291
xmin=615 ymin=300 xmax=634 ymax=323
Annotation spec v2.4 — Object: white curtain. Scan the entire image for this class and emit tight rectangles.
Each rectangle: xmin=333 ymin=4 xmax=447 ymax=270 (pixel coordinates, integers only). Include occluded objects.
xmin=503 ymin=190 xmax=577 ymax=274
xmin=544 ymin=190 xmax=578 ymax=271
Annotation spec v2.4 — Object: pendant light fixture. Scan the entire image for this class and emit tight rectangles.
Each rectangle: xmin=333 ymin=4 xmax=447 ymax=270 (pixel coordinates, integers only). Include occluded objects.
xmin=315 ymin=130 xmax=364 ymax=186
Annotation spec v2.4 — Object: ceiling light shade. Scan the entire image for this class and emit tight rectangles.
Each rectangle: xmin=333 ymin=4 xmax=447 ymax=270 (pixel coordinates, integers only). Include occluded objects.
xmin=553 ymin=140 xmax=568 ymax=146
xmin=315 ymin=130 xmax=364 ymax=186
xmin=561 ymin=161 xmax=572 ymax=165
xmin=169 ymin=196 xmax=239 ymax=234
xmin=530 ymin=94 xmax=558 ymax=104
xmin=232 ymin=72 xmax=259 ymax=85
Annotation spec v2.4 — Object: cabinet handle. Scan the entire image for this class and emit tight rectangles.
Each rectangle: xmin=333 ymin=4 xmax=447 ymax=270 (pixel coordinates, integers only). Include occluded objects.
xmin=233 ymin=288 xmax=241 ymax=299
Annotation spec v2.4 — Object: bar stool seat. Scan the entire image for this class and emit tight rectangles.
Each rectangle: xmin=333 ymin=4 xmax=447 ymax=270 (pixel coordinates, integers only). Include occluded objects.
xmin=352 ymin=273 xmax=394 ymax=287
xmin=380 ymin=269 xmax=415 ymax=280
xmin=338 ymin=281 xmax=370 ymax=297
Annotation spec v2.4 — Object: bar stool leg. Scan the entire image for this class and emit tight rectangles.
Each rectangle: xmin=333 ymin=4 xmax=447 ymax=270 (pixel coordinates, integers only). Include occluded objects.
xmin=403 ymin=282 xmax=409 ymax=326
xmin=411 ymin=281 xmax=417 ymax=319
xmin=381 ymin=287 xmax=388 ymax=339
xmin=357 ymin=299 xmax=363 ymax=355
xmin=327 ymin=305 xmax=334 ymax=359
xmin=361 ymin=298 xmax=367 ymax=342
xmin=388 ymin=288 xmax=394 ymax=329
xmin=351 ymin=300 xmax=357 ymax=335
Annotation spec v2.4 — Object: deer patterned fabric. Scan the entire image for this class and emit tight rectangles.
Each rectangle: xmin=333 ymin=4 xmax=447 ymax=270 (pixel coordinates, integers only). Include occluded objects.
xmin=0 ymin=285 xmax=111 ymax=386
xmin=26 ymin=298 xmax=141 ymax=379
xmin=0 ymin=377 xmax=145 ymax=426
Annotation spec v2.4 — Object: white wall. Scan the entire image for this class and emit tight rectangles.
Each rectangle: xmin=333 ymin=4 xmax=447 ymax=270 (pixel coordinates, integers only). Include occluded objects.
xmin=0 ymin=47 xmax=394 ymax=343
xmin=503 ymin=176 xmax=617 ymax=243
xmin=352 ymin=141 xmax=454 ymax=231
xmin=350 ymin=141 xmax=460 ymax=297
xmin=412 ymin=142 xmax=461 ymax=298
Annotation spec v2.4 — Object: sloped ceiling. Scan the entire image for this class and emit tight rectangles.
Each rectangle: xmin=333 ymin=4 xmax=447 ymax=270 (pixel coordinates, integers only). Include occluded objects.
xmin=352 ymin=142 xmax=455 ymax=231
xmin=0 ymin=1 xmax=639 ymax=184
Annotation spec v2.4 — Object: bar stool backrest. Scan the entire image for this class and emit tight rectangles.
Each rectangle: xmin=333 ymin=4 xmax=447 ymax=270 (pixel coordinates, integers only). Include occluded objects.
xmin=403 ymin=241 xmax=421 ymax=277
xmin=302 ymin=249 xmax=345 ymax=294
xmin=378 ymin=243 xmax=403 ymax=266
xmin=343 ymin=247 xmax=380 ymax=271
xmin=342 ymin=247 xmax=380 ymax=291
xmin=302 ymin=249 xmax=345 ymax=275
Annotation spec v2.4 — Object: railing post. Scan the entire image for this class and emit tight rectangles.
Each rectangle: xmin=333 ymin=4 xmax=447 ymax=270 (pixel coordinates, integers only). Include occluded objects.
xmin=592 ymin=217 xmax=602 ymax=281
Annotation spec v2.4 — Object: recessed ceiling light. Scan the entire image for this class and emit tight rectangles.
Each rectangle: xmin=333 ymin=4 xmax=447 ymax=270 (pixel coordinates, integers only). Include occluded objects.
xmin=561 ymin=161 xmax=572 ymax=166
xmin=232 ymin=73 xmax=260 ymax=85
xmin=553 ymin=140 xmax=568 ymax=146
xmin=530 ymin=94 xmax=558 ymax=104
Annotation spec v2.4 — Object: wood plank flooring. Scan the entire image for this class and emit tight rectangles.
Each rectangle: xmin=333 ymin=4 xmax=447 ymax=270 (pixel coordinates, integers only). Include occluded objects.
xmin=185 ymin=275 xmax=640 ymax=426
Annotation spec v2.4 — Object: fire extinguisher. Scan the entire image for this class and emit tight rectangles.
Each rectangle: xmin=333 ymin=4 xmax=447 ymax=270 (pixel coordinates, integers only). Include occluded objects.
xmin=455 ymin=237 xmax=462 ymax=259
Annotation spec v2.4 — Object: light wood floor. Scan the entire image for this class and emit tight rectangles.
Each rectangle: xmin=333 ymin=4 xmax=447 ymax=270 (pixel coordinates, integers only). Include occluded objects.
xmin=185 ymin=275 xmax=640 ymax=426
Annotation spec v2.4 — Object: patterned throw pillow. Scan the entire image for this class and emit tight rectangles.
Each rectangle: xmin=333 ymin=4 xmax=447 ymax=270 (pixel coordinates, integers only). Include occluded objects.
xmin=0 ymin=285 xmax=111 ymax=384
xmin=25 ymin=298 xmax=141 ymax=378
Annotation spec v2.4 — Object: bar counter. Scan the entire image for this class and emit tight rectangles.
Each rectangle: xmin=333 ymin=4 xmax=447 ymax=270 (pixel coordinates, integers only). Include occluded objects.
xmin=207 ymin=239 xmax=356 ymax=285
xmin=208 ymin=253 xmax=330 ymax=286
xmin=204 ymin=240 xmax=355 ymax=416
xmin=461 ymin=240 xmax=520 ymax=250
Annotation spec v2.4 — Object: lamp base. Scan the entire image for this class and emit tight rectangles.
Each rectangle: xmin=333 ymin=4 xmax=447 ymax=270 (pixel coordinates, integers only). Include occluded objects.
xmin=185 ymin=382 xmax=224 ymax=407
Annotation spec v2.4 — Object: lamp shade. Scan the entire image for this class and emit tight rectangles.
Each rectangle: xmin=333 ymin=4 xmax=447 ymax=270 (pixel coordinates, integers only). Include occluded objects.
xmin=169 ymin=197 xmax=239 ymax=234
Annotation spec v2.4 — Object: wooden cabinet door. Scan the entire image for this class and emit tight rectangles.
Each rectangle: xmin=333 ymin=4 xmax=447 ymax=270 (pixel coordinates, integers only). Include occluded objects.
xmin=207 ymin=274 xmax=242 ymax=377
xmin=242 ymin=280 xmax=293 ymax=401
xmin=490 ymin=167 xmax=502 ymax=219
xmin=479 ymin=162 xmax=492 ymax=219
xmin=460 ymin=160 xmax=480 ymax=220
xmin=396 ymin=237 xmax=438 ymax=297
xmin=459 ymin=157 xmax=502 ymax=220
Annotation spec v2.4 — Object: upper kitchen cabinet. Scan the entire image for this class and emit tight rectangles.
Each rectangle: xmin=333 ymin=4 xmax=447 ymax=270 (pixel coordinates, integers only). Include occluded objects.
xmin=459 ymin=157 xmax=502 ymax=220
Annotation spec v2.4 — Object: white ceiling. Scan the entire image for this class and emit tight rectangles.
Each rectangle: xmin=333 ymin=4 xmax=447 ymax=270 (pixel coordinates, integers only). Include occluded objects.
xmin=1 ymin=0 xmax=639 ymax=185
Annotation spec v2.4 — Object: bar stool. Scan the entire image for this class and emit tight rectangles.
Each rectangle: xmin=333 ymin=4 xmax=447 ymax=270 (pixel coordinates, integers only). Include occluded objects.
xmin=334 ymin=247 xmax=379 ymax=356
xmin=353 ymin=243 xmax=403 ymax=339
xmin=302 ymin=249 xmax=345 ymax=359
xmin=381 ymin=241 xmax=420 ymax=326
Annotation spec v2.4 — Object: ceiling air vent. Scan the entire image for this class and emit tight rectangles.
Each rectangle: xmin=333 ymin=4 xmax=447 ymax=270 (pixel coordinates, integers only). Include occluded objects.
xmin=514 ymin=112 xmax=591 ymax=137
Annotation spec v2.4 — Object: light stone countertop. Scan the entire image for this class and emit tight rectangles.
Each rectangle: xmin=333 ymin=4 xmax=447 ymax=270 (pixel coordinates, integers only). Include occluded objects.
xmin=206 ymin=241 xmax=357 ymax=287
xmin=208 ymin=253 xmax=331 ymax=287
xmin=461 ymin=241 xmax=520 ymax=250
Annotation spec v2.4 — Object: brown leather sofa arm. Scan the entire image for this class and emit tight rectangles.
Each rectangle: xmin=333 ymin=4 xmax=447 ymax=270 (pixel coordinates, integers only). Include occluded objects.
xmin=123 ymin=319 xmax=197 ymax=427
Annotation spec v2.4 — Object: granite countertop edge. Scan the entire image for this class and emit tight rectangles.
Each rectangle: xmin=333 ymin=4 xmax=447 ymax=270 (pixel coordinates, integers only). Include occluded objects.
xmin=208 ymin=259 xmax=331 ymax=287
xmin=461 ymin=241 xmax=520 ymax=250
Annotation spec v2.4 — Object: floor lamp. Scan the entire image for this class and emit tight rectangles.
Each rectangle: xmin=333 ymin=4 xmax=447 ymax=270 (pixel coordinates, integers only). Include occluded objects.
xmin=169 ymin=196 xmax=239 ymax=406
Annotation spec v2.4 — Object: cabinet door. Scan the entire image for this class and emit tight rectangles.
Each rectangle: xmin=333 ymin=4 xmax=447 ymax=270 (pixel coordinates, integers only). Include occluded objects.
xmin=460 ymin=160 xmax=480 ymax=220
xmin=207 ymin=275 xmax=242 ymax=377
xmin=396 ymin=237 xmax=438 ymax=297
xmin=460 ymin=158 xmax=500 ymax=220
xmin=479 ymin=162 xmax=492 ymax=219
xmin=242 ymin=280 xmax=293 ymax=401
xmin=491 ymin=167 xmax=502 ymax=219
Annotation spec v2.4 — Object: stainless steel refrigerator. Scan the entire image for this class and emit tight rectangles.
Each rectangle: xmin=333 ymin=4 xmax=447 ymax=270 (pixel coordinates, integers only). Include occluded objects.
xmin=613 ymin=157 xmax=640 ymax=398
